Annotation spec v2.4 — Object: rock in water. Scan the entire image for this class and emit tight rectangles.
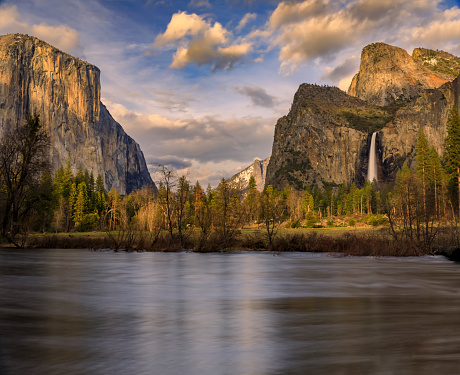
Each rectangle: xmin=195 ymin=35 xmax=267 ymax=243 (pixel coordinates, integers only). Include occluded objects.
xmin=0 ymin=33 xmax=154 ymax=195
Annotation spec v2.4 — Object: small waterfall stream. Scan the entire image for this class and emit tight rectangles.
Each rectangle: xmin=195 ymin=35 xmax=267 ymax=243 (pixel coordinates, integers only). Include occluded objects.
xmin=367 ymin=132 xmax=378 ymax=182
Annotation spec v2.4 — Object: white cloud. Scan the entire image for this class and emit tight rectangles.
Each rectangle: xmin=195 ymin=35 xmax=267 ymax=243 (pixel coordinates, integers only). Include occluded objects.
xmin=153 ymin=11 xmax=211 ymax=48
xmin=268 ymin=0 xmax=330 ymax=29
xmin=236 ymin=12 xmax=257 ymax=32
xmin=411 ymin=7 xmax=460 ymax=48
xmin=31 ymin=23 xmax=81 ymax=53
xmin=257 ymin=0 xmax=453 ymax=75
xmin=104 ymin=98 xmax=275 ymax=186
xmin=0 ymin=4 xmax=82 ymax=55
xmin=0 ymin=4 xmax=20 ymax=29
xmin=153 ymin=11 xmax=253 ymax=70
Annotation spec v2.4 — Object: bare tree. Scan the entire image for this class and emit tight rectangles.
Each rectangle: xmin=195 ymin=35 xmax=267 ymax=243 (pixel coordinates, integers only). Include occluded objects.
xmin=0 ymin=115 xmax=50 ymax=247
xmin=260 ymin=185 xmax=286 ymax=251
xmin=212 ymin=178 xmax=245 ymax=248
xmin=154 ymin=164 xmax=178 ymax=240
xmin=175 ymin=175 xmax=190 ymax=246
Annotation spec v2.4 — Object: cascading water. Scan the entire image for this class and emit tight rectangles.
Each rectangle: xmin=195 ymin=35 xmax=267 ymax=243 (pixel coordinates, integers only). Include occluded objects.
xmin=367 ymin=132 xmax=378 ymax=182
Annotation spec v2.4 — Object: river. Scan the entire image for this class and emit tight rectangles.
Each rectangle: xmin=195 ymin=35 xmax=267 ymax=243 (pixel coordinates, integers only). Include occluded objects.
xmin=1 ymin=249 xmax=460 ymax=374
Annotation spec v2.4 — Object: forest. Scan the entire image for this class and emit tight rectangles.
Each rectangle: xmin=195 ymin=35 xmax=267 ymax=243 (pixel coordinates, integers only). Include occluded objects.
xmin=2 ymin=108 xmax=460 ymax=255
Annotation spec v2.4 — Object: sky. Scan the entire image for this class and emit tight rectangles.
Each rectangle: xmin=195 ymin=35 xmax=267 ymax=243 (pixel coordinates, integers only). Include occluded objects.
xmin=1 ymin=0 xmax=460 ymax=187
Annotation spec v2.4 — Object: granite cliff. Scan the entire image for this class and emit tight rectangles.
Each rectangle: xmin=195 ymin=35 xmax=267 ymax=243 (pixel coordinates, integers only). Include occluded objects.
xmin=265 ymin=84 xmax=396 ymax=190
xmin=348 ymin=43 xmax=455 ymax=106
xmin=230 ymin=157 xmax=270 ymax=192
xmin=0 ymin=33 xmax=154 ymax=195
xmin=265 ymin=43 xmax=460 ymax=190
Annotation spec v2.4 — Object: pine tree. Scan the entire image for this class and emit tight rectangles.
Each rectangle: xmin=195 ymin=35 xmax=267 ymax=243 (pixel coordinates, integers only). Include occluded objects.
xmin=444 ymin=106 xmax=460 ymax=215
xmin=245 ymin=176 xmax=259 ymax=225
xmin=75 ymin=166 xmax=84 ymax=186
xmin=416 ymin=129 xmax=432 ymax=215
xmin=61 ymin=157 xmax=74 ymax=199
xmin=69 ymin=182 xmax=77 ymax=227
xmin=73 ymin=182 xmax=88 ymax=227
xmin=35 ymin=171 xmax=56 ymax=232
xmin=175 ymin=175 xmax=190 ymax=244
xmin=430 ymin=147 xmax=445 ymax=218
xmin=94 ymin=174 xmax=106 ymax=216
xmin=87 ymin=171 xmax=96 ymax=211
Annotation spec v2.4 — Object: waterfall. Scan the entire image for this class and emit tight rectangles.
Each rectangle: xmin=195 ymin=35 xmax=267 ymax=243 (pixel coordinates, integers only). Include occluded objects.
xmin=367 ymin=132 xmax=378 ymax=183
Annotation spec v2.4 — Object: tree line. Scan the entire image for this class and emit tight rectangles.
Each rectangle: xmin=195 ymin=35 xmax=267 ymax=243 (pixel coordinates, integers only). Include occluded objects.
xmin=2 ymin=107 xmax=460 ymax=252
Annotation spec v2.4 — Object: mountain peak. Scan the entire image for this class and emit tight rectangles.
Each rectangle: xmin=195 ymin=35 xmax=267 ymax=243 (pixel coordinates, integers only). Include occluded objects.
xmin=348 ymin=42 xmax=455 ymax=106
xmin=0 ymin=33 xmax=95 ymax=70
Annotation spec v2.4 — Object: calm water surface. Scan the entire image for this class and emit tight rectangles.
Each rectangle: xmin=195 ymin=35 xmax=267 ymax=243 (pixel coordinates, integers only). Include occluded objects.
xmin=1 ymin=249 xmax=460 ymax=375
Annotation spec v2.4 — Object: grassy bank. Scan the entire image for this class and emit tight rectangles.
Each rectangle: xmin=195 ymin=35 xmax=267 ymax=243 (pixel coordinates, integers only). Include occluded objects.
xmin=19 ymin=226 xmax=460 ymax=257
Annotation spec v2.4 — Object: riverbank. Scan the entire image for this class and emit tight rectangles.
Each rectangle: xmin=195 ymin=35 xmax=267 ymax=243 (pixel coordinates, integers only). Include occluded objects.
xmin=13 ymin=227 xmax=458 ymax=258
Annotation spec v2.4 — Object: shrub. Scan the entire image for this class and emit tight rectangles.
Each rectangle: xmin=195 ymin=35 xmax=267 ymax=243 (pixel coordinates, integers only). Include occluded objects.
xmin=239 ymin=231 xmax=267 ymax=250
xmin=76 ymin=213 xmax=99 ymax=232
xmin=305 ymin=211 xmax=317 ymax=228
xmin=291 ymin=220 xmax=301 ymax=228
xmin=367 ymin=214 xmax=388 ymax=227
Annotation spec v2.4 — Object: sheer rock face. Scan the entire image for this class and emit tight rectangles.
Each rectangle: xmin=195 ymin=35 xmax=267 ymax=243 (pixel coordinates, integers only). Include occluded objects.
xmin=230 ymin=157 xmax=270 ymax=192
xmin=0 ymin=33 xmax=154 ymax=195
xmin=379 ymin=76 xmax=460 ymax=179
xmin=348 ymin=43 xmax=453 ymax=106
xmin=265 ymin=43 xmax=460 ymax=190
xmin=349 ymin=44 xmax=460 ymax=180
xmin=265 ymin=84 xmax=369 ymax=190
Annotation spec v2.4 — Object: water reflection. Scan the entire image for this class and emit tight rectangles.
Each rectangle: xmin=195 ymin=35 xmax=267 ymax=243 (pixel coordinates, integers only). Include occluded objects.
xmin=1 ymin=250 xmax=460 ymax=374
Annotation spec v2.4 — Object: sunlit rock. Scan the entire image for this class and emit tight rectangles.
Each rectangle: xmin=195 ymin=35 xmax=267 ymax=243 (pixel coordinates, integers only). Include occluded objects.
xmin=0 ymin=33 xmax=154 ymax=194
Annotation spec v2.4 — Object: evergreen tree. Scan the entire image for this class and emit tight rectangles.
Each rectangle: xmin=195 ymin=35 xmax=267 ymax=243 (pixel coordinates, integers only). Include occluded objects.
xmin=94 ymin=174 xmax=106 ymax=217
xmin=34 ymin=171 xmax=56 ymax=232
xmin=69 ymin=182 xmax=77 ymax=226
xmin=430 ymin=146 xmax=445 ymax=218
xmin=416 ymin=128 xmax=432 ymax=214
xmin=53 ymin=166 xmax=64 ymax=194
xmin=245 ymin=175 xmax=260 ymax=225
xmin=175 ymin=175 xmax=190 ymax=244
xmin=73 ymin=182 xmax=88 ymax=227
xmin=248 ymin=175 xmax=257 ymax=191
xmin=75 ymin=166 xmax=84 ymax=186
xmin=444 ymin=106 xmax=460 ymax=215
xmin=303 ymin=190 xmax=314 ymax=213
xmin=61 ymin=157 xmax=74 ymax=199
xmin=194 ymin=181 xmax=211 ymax=240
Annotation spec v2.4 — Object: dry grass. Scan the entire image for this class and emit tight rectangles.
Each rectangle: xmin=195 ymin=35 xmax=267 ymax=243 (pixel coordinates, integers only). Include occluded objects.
xmin=25 ymin=227 xmax=434 ymax=256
